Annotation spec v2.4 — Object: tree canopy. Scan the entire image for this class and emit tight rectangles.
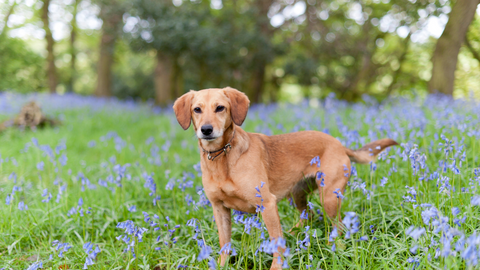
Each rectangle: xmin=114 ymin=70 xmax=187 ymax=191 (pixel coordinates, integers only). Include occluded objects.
xmin=0 ymin=0 xmax=479 ymax=103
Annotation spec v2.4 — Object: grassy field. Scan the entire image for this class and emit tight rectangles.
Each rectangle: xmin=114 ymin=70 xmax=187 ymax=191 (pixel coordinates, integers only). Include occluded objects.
xmin=1 ymin=92 xmax=480 ymax=269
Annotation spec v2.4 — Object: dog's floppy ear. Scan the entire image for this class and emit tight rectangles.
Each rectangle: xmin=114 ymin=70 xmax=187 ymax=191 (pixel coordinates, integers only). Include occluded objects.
xmin=223 ymin=87 xmax=250 ymax=126
xmin=173 ymin=91 xmax=195 ymax=130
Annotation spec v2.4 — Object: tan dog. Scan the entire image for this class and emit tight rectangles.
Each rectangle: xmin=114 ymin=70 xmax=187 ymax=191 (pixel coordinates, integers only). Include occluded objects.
xmin=173 ymin=87 xmax=398 ymax=269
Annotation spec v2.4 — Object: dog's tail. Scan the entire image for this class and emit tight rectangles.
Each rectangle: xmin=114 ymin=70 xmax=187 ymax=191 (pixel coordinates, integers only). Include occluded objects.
xmin=345 ymin=138 xmax=399 ymax=164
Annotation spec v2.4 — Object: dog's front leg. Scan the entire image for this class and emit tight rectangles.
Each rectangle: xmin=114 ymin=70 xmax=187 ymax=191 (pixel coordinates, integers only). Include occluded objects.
xmin=212 ymin=202 xmax=232 ymax=267
xmin=262 ymin=195 xmax=284 ymax=270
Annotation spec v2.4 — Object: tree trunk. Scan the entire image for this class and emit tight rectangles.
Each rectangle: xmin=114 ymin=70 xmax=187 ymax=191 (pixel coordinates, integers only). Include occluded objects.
xmin=247 ymin=0 xmax=274 ymax=103
xmin=1 ymin=0 xmax=17 ymax=36
xmin=95 ymin=5 xmax=122 ymax=97
xmin=154 ymin=51 xmax=173 ymax=105
xmin=41 ymin=0 xmax=57 ymax=93
xmin=428 ymin=0 xmax=480 ymax=95
xmin=171 ymin=58 xmax=184 ymax=99
xmin=250 ymin=62 xmax=266 ymax=103
xmin=68 ymin=0 xmax=79 ymax=93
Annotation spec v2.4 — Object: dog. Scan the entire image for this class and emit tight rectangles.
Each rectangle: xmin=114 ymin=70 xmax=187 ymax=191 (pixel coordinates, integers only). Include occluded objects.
xmin=173 ymin=87 xmax=398 ymax=269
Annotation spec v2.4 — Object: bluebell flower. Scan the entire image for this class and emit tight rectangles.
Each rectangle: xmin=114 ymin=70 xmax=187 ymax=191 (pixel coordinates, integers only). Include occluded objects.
xmin=26 ymin=261 xmax=43 ymax=270
xmin=407 ymin=257 xmax=420 ymax=269
xmin=380 ymin=177 xmax=388 ymax=187
xmin=5 ymin=194 xmax=11 ymax=205
xmin=52 ymin=240 xmax=72 ymax=258
xmin=18 ymin=201 xmax=28 ymax=211
xmin=333 ymin=188 xmax=345 ymax=199
xmin=219 ymin=242 xmax=237 ymax=256
xmin=316 ymin=172 xmax=325 ymax=187
xmin=83 ymin=242 xmax=101 ymax=269
xmin=197 ymin=245 xmax=212 ymax=261
xmin=406 ymin=226 xmax=426 ymax=241
xmin=300 ymin=209 xmax=309 ymax=220
xmin=208 ymin=258 xmax=216 ymax=269
xmin=12 ymin=186 xmax=21 ymax=195
xmin=471 ymin=196 xmax=480 ymax=206
xmin=36 ymin=161 xmax=44 ymax=171
xmin=307 ymin=201 xmax=314 ymax=210
xmin=310 ymin=156 xmax=320 ymax=167
xmin=359 ymin=235 xmax=368 ymax=241
xmin=342 ymin=212 xmax=359 ymax=239
xmin=58 ymin=154 xmax=67 ymax=166
xmin=329 ymin=227 xmax=338 ymax=242
xmin=256 ymin=237 xmax=287 ymax=255
xmin=421 ymin=207 xmax=439 ymax=226
xmin=8 ymin=172 xmax=17 ymax=182
xmin=41 ymin=189 xmax=52 ymax=203
xmin=87 ymin=140 xmax=96 ymax=148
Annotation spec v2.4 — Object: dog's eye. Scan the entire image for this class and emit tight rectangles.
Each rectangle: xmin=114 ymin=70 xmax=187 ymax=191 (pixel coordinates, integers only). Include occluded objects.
xmin=193 ymin=107 xmax=202 ymax=113
xmin=215 ymin=106 xmax=225 ymax=112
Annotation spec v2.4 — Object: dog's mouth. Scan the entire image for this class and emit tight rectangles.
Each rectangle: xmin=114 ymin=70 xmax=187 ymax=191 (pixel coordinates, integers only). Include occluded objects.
xmin=202 ymin=136 xmax=218 ymax=141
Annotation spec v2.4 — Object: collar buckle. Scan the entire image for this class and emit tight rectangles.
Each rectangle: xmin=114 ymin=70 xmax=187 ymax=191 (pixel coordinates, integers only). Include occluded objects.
xmin=201 ymin=129 xmax=235 ymax=161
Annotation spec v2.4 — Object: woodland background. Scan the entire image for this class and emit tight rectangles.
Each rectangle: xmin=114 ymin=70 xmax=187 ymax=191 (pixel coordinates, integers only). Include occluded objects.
xmin=0 ymin=0 xmax=480 ymax=104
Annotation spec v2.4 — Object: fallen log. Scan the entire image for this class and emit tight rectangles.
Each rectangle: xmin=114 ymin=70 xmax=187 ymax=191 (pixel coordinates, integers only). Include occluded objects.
xmin=0 ymin=101 xmax=60 ymax=131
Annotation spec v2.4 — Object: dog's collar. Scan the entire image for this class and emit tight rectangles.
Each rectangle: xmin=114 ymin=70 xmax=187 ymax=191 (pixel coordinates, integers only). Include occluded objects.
xmin=201 ymin=128 xmax=235 ymax=161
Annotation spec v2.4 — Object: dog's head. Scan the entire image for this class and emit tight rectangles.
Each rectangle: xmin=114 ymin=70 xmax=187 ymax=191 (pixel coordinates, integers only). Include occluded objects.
xmin=173 ymin=87 xmax=250 ymax=141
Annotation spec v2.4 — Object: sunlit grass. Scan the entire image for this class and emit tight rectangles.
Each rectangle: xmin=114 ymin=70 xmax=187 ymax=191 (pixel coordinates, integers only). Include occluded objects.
xmin=0 ymin=94 xmax=479 ymax=269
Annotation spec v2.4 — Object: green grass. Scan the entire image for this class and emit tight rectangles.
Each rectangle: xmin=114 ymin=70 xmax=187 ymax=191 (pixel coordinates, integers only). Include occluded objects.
xmin=1 ymin=96 xmax=479 ymax=269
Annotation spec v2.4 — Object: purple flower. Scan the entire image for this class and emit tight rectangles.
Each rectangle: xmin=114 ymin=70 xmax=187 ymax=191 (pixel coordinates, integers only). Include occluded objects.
xmin=310 ymin=156 xmax=320 ymax=167
xmin=36 ymin=161 xmax=44 ymax=171
xmin=18 ymin=201 xmax=28 ymax=211
xmin=359 ymin=235 xmax=368 ymax=241
xmin=471 ymin=196 xmax=480 ymax=206
xmin=333 ymin=188 xmax=345 ymax=199
xmin=380 ymin=177 xmax=388 ymax=187
xmin=5 ymin=194 xmax=12 ymax=205
xmin=219 ymin=242 xmax=237 ymax=256
xmin=342 ymin=212 xmax=359 ymax=239
xmin=300 ymin=209 xmax=309 ymax=220
xmin=58 ymin=154 xmax=67 ymax=166
xmin=26 ymin=261 xmax=43 ymax=270
xmin=197 ymin=245 xmax=212 ymax=261
xmin=406 ymin=226 xmax=426 ymax=241
xmin=83 ymin=242 xmax=101 ymax=269
xmin=329 ymin=227 xmax=338 ymax=242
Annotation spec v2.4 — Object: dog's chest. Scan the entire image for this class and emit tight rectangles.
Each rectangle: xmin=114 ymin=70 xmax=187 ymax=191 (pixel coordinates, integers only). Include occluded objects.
xmin=218 ymin=180 xmax=237 ymax=197
xmin=203 ymin=176 xmax=255 ymax=213
xmin=204 ymin=176 xmax=238 ymax=198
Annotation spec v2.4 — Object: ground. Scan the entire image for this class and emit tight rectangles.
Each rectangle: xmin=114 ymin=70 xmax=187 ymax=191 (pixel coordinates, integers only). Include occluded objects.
xmin=0 ymin=92 xmax=479 ymax=269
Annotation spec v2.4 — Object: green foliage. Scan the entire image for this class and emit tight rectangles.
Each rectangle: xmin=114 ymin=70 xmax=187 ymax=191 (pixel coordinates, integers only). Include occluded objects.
xmin=1 ymin=95 xmax=480 ymax=269
xmin=276 ymin=0 xmax=450 ymax=101
xmin=0 ymin=37 xmax=45 ymax=92
xmin=0 ymin=0 xmax=479 ymax=100
xmin=126 ymin=0 xmax=280 ymax=92
xmin=112 ymin=40 xmax=156 ymax=101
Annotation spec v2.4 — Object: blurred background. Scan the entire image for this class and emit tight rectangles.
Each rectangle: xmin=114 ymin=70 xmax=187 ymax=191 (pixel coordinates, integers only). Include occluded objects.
xmin=0 ymin=0 xmax=479 ymax=105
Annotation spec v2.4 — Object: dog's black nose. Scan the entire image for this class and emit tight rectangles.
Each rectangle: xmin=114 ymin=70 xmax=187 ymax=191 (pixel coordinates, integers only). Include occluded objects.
xmin=201 ymin=125 xmax=213 ymax=136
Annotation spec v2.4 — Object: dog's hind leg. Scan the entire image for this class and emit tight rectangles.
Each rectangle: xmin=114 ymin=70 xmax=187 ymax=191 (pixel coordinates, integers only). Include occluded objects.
xmin=316 ymin=156 xmax=351 ymax=229
xmin=290 ymin=177 xmax=317 ymax=230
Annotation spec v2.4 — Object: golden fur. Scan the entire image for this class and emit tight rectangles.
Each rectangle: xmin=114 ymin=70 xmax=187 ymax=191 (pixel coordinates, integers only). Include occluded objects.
xmin=173 ymin=87 xmax=398 ymax=269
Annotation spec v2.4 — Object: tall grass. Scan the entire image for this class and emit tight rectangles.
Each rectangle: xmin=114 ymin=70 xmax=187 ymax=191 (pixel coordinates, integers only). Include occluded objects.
xmin=0 ymin=93 xmax=479 ymax=269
